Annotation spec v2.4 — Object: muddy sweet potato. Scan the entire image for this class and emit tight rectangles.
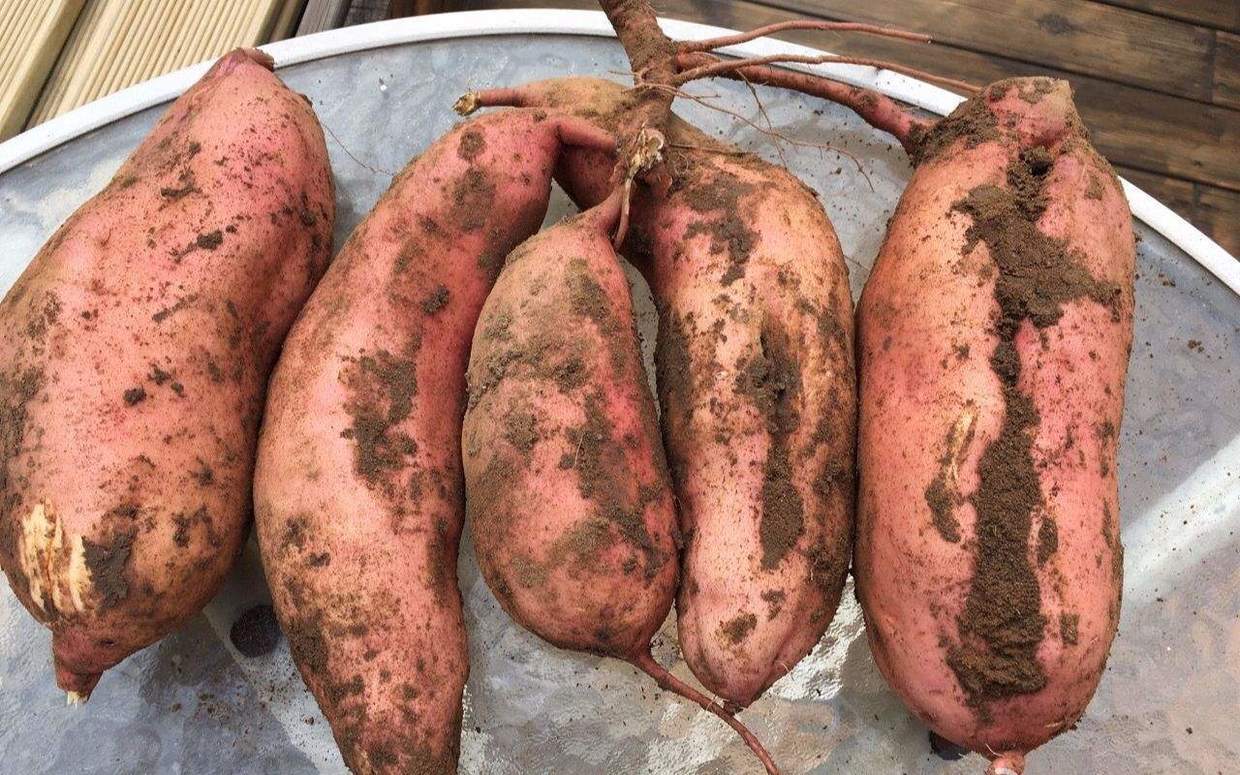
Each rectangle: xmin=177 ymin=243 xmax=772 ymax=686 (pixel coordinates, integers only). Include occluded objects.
xmin=462 ymin=191 xmax=678 ymax=659
xmin=253 ymin=109 xmax=614 ymax=773
xmin=855 ymin=78 xmax=1134 ymax=773
xmin=0 ymin=48 xmax=334 ymax=701
xmin=460 ymin=76 xmax=857 ymax=710
xmin=462 ymin=189 xmax=779 ymax=773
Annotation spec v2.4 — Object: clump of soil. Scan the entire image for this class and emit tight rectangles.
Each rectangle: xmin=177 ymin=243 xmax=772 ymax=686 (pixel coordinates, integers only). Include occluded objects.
xmin=719 ymin=612 xmax=757 ymax=645
xmin=82 ymin=528 xmax=138 ymax=608
xmin=910 ymin=90 xmax=999 ymax=166
xmin=734 ymin=322 xmax=805 ymax=570
xmin=566 ymin=392 xmax=661 ymax=575
xmin=230 ymin=604 xmax=282 ymax=657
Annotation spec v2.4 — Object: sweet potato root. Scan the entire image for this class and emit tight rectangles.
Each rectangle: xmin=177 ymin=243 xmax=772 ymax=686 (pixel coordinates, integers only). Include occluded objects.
xmin=253 ymin=109 xmax=613 ymax=773
xmin=855 ymin=79 xmax=1134 ymax=773
xmin=0 ymin=48 xmax=334 ymax=701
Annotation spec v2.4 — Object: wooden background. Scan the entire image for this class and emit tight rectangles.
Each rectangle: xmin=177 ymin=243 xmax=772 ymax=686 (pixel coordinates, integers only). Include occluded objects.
xmin=339 ymin=0 xmax=1240 ymax=256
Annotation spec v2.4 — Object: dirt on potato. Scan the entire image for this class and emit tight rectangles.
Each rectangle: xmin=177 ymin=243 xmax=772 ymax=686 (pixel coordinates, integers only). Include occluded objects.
xmin=945 ymin=132 xmax=1122 ymax=712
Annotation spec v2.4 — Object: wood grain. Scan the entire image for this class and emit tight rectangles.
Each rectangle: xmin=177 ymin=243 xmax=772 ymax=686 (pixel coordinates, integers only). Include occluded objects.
xmin=0 ymin=0 xmax=84 ymax=140
xmin=1093 ymin=0 xmax=1238 ymax=32
xmin=28 ymin=0 xmax=303 ymax=126
xmin=769 ymin=0 xmax=1221 ymax=105
xmin=297 ymin=0 xmax=351 ymax=34
xmin=1215 ymin=31 xmax=1240 ymax=108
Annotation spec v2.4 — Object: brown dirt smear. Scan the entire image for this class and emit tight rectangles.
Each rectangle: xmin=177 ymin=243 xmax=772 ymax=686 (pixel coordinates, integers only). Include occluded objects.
xmin=456 ymin=129 xmax=486 ymax=161
xmin=681 ymin=170 xmax=758 ymax=286
xmin=719 ymin=612 xmax=758 ymax=645
xmin=945 ymin=129 xmax=1121 ymax=712
xmin=734 ymin=321 xmax=805 ymax=570
xmin=340 ymin=344 xmax=420 ymax=493
xmin=450 ymin=168 xmax=496 ymax=235
xmin=565 ymin=391 xmax=662 ymax=576
xmin=82 ymin=527 xmax=138 ymax=609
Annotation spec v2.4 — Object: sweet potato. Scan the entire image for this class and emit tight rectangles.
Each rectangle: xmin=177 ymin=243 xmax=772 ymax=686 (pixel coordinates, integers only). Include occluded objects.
xmin=460 ymin=76 xmax=856 ymax=710
xmin=855 ymin=78 xmax=1134 ymax=773
xmin=463 ymin=191 xmax=677 ymax=658
xmin=0 ymin=48 xmax=334 ymax=701
xmin=462 ymin=188 xmax=779 ymax=773
xmin=253 ymin=109 xmax=614 ymax=773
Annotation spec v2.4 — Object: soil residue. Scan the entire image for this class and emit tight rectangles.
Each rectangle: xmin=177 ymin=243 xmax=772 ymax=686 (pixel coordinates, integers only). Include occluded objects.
xmin=925 ymin=472 xmax=961 ymax=544
xmin=421 ymin=284 xmax=449 ymax=315
xmin=82 ymin=528 xmax=138 ymax=609
xmin=230 ymin=604 xmax=282 ymax=657
xmin=1059 ymin=612 xmax=1079 ymax=645
xmin=566 ymin=392 xmax=661 ymax=575
xmin=450 ymin=168 xmax=495 ymax=234
xmin=735 ymin=322 xmax=805 ymax=569
xmin=681 ymin=171 xmax=758 ymax=286
xmin=1037 ymin=515 xmax=1059 ymax=565
xmin=719 ymin=612 xmax=757 ymax=645
xmin=761 ymin=589 xmax=786 ymax=620
xmin=0 ymin=367 xmax=43 ymax=515
xmin=924 ymin=412 xmax=976 ymax=544
xmin=457 ymin=129 xmax=486 ymax=161
xmin=340 ymin=345 xmax=420 ymax=492
xmin=910 ymin=90 xmax=999 ymax=167
xmin=945 ymin=140 xmax=1121 ymax=711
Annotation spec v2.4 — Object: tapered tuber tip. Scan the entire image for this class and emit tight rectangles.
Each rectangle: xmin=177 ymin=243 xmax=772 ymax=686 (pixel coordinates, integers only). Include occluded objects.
xmin=987 ymin=752 xmax=1026 ymax=775
xmin=53 ymin=641 xmax=103 ymax=700
xmin=65 ymin=690 xmax=88 ymax=706
xmin=454 ymin=93 xmax=480 ymax=116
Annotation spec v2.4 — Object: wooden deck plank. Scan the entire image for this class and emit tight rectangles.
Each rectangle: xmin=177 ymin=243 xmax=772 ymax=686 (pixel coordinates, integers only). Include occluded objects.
xmin=1093 ymin=1 xmax=1238 ymax=33
xmin=767 ymin=0 xmax=1219 ymax=104
xmin=1216 ymin=31 xmax=1240 ymax=108
xmin=297 ymin=0 xmax=350 ymax=34
xmin=1193 ymin=185 xmax=1240 ymax=258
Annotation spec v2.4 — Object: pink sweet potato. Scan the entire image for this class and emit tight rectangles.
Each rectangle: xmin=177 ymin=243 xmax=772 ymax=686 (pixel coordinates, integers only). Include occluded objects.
xmin=462 ymin=76 xmax=857 ymax=710
xmin=0 ymin=48 xmax=334 ymax=700
xmin=462 ymin=189 xmax=779 ymax=773
xmin=253 ymin=110 xmax=614 ymax=773
xmin=462 ymin=191 xmax=678 ymax=659
xmin=855 ymin=78 xmax=1134 ymax=773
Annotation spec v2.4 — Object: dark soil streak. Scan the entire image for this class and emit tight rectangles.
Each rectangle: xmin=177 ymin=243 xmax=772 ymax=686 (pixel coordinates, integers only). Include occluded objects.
xmin=82 ymin=528 xmax=138 ymax=609
xmin=735 ymin=322 xmax=805 ymax=570
xmin=945 ymin=129 xmax=1120 ymax=711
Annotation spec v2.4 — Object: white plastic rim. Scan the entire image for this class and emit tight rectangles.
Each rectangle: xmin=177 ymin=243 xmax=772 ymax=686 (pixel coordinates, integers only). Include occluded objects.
xmin=1 ymin=8 xmax=1235 ymax=295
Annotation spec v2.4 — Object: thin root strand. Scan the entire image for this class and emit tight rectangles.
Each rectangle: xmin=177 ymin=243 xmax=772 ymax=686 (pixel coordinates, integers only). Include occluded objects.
xmin=678 ymin=20 xmax=930 ymax=53
xmin=631 ymin=651 xmax=782 ymax=775
xmin=673 ymin=52 xmax=980 ymax=95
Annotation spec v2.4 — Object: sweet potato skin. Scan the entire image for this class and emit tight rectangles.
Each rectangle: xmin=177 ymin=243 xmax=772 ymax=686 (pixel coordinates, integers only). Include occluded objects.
xmin=855 ymin=79 xmax=1134 ymax=762
xmin=0 ymin=48 xmax=334 ymax=697
xmin=254 ymin=110 xmax=612 ymax=773
xmin=480 ymin=78 xmax=857 ymax=707
xmin=461 ymin=196 xmax=678 ymax=659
